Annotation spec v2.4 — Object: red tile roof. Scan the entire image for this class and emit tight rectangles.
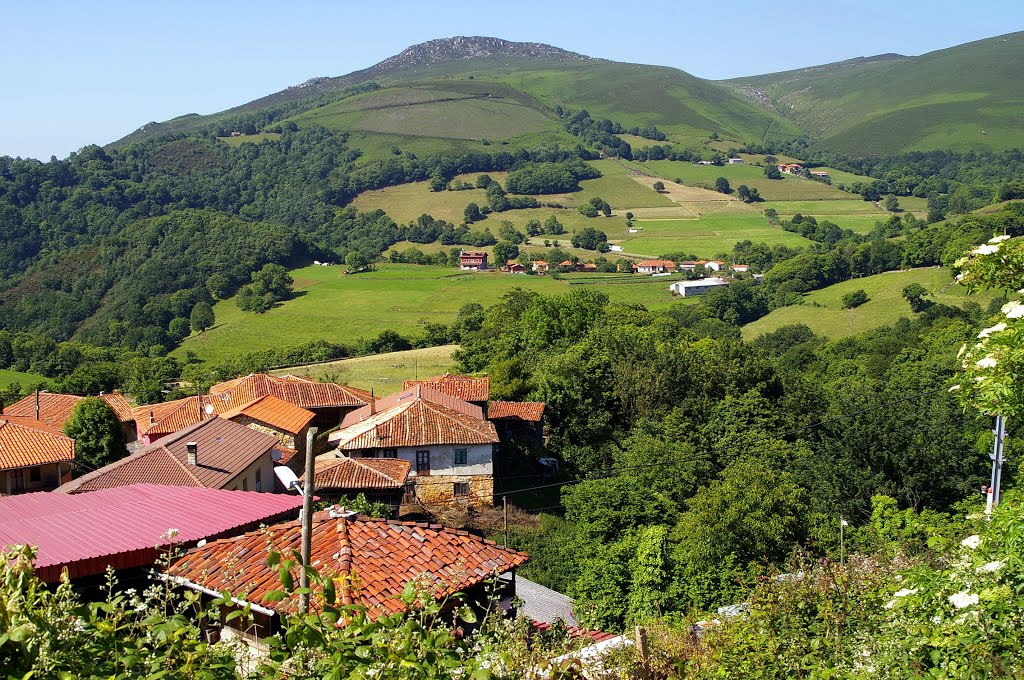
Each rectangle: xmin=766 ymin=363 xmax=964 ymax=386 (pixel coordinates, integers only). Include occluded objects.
xmin=330 ymin=391 xmax=498 ymax=450
xmin=209 ymin=373 xmax=373 ymax=409
xmin=530 ymin=620 xmax=619 ymax=643
xmin=134 ymin=374 xmax=370 ymax=438
xmin=168 ymin=511 xmax=529 ymax=617
xmin=634 ymin=260 xmax=676 ymax=268
xmin=488 ymin=401 xmax=545 ymax=422
xmin=56 ymin=417 xmax=277 ymax=494
xmin=0 ymin=416 xmax=75 ymax=471
xmin=304 ymin=456 xmax=410 ymax=491
xmin=4 ymin=392 xmax=134 ymax=430
xmin=0 ymin=485 xmax=304 ymax=582
xmin=221 ymin=395 xmax=315 ymax=434
xmin=403 ymin=374 xmax=490 ymax=403
xmin=347 ymin=384 xmax=483 ymax=427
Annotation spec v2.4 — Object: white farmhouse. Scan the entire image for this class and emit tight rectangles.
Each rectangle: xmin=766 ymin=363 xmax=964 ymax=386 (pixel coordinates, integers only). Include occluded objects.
xmin=669 ymin=277 xmax=731 ymax=297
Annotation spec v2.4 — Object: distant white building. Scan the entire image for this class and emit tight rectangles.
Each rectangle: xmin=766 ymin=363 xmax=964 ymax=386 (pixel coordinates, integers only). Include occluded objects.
xmin=670 ymin=277 xmax=730 ymax=297
xmin=609 ymin=245 xmax=623 ymax=252
xmin=704 ymin=260 xmax=725 ymax=272
xmin=730 ymin=264 xmax=750 ymax=273
xmin=728 ymin=158 xmax=745 ymax=164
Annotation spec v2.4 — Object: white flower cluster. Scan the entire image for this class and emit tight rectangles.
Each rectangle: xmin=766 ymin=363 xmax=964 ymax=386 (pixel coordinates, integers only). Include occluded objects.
xmin=961 ymin=535 xmax=982 ymax=549
xmin=948 ymin=591 xmax=979 ymax=609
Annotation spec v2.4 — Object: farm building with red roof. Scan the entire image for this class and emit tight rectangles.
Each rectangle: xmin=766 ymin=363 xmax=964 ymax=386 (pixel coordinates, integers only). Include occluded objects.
xmin=0 ymin=484 xmax=304 ymax=582
xmin=0 ymin=415 xmax=75 ymax=494
xmin=167 ymin=509 xmax=528 ymax=637
xmin=56 ymin=417 xmax=279 ymax=494
xmin=6 ymin=391 xmax=136 ymax=442
xmin=303 ymin=456 xmax=410 ymax=513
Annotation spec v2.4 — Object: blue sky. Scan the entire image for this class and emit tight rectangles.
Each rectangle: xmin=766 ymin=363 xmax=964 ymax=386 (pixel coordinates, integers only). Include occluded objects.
xmin=3 ymin=0 xmax=1022 ymax=160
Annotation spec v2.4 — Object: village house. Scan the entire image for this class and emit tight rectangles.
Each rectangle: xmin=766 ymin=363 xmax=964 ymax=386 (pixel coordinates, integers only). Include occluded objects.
xmin=506 ymin=260 xmax=525 ymax=273
xmin=581 ymin=263 xmax=598 ymax=272
xmin=488 ymin=400 xmax=545 ymax=449
xmin=810 ymin=170 xmax=831 ymax=179
xmin=669 ymin=277 xmax=731 ymax=297
xmin=57 ymin=417 xmax=279 ymax=494
xmin=220 ymin=394 xmax=315 ymax=469
xmin=5 ymin=391 xmax=136 ymax=443
xmin=327 ymin=384 xmax=500 ymax=506
xmin=531 ymin=260 xmax=550 ymax=273
xmin=0 ymin=485 xmax=303 ymax=584
xmin=166 ymin=509 xmax=529 ymax=640
xmin=678 ymin=261 xmax=698 ymax=271
xmin=730 ymin=264 xmax=750 ymax=273
xmin=459 ymin=250 xmax=489 ymax=270
xmin=727 ymin=158 xmax=745 ymax=164
xmin=302 ymin=456 xmax=410 ymax=514
xmin=634 ymin=259 xmax=676 ymax=274
xmin=0 ymin=415 xmax=74 ymax=494
xmin=777 ymin=163 xmax=804 ymax=174
xmin=704 ymin=260 xmax=725 ymax=271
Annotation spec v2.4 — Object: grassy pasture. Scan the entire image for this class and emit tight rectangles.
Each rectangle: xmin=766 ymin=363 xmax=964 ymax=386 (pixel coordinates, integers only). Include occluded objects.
xmin=271 ymin=345 xmax=459 ymax=396
xmin=0 ymin=369 xmax=48 ymax=390
xmin=779 ymin=214 xmax=887 ymax=234
xmin=634 ymin=160 xmax=852 ymax=201
xmin=175 ymin=264 xmax=683 ymax=363
xmin=742 ymin=267 xmax=999 ymax=340
xmin=618 ymin=212 xmax=812 ymax=257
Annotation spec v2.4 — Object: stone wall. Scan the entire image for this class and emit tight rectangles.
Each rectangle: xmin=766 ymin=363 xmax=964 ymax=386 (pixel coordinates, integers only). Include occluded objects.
xmin=414 ymin=474 xmax=494 ymax=508
xmin=232 ymin=416 xmax=303 ymax=455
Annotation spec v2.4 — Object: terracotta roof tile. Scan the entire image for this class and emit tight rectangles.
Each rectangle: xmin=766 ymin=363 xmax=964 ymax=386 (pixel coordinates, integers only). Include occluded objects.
xmin=209 ymin=374 xmax=372 ymax=409
xmin=304 ymin=456 xmax=410 ymax=491
xmin=4 ymin=392 xmax=134 ymax=431
xmin=168 ymin=512 xmax=529 ymax=618
xmin=221 ymin=395 xmax=315 ymax=434
xmin=488 ymin=401 xmax=545 ymax=422
xmin=0 ymin=417 xmax=75 ymax=470
xmin=330 ymin=394 xmax=498 ymax=450
xmin=56 ymin=417 xmax=276 ymax=493
xmin=403 ymin=374 xmax=490 ymax=403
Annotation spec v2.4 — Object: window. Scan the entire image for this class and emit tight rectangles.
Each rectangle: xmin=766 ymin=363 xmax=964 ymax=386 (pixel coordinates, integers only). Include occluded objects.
xmin=380 ymin=448 xmax=398 ymax=459
xmin=415 ymin=450 xmax=430 ymax=475
xmin=453 ymin=482 xmax=470 ymax=497
xmin=454 ymin=448 xmax=468 ymax=465
xmin=29 ymin=467 xmax=41 ymax=483
xmin=241 ymin=477 xmax=248 ymax=491
xmin=255 ymin=468 xmax=263 ymax=492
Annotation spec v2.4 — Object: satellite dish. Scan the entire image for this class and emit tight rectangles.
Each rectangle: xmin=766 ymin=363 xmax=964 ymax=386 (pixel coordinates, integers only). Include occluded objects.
xmin=204 ymin=403 xmax=215 ymax=416
xmin=274 ymin=466 xmax=303 ymax=493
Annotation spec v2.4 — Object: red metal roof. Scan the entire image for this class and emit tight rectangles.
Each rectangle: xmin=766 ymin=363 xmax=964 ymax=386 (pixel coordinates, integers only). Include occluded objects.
xmin=0 ymin=485 xmax=305 ymax=582
xmin=168 ymin=511 xmax=528 ymax=618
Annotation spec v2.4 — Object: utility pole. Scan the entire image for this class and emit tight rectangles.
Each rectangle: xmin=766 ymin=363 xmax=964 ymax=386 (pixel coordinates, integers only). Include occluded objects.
xmin=840 ymin=519 xmax=848 ymax=565
xmin=299 ymin=426 xmax=318 ymax=614
xmin=987 ymin=416 xmax=1007 ymax=515
xmin=503 ymin=496 xmax=509 ymax=546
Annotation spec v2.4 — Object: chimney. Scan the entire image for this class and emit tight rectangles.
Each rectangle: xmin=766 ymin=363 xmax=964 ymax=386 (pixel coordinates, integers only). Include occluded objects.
xmin=149 ymin=411 xmax=155 ymax=426
xmin=186 ymin=442 xmax=198 ymax=466
xmin=369 ymin=388 xmax=375 ymax=415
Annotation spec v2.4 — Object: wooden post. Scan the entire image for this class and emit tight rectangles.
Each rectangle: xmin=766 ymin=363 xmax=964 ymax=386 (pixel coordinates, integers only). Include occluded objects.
xmin=503 ymin=496 xmax=509 ymax=546
xmin=299 ymin=426 xmax=318 ymax=615
xmin=636 ymin=625 xmax=649 ymax=680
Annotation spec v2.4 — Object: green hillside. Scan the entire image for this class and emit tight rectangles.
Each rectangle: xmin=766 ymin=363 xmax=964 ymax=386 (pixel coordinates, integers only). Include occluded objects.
xmin=111 ymin=38 xmax=800 ymax=158
xmin=741 ymin=268 xmax=999 ymax=340
xmin=726 ymin=32 xmax=1024 ymax=154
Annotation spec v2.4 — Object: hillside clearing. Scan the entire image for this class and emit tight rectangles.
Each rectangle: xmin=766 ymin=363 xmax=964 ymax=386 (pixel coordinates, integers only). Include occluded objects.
xmin=0 ymin=369 xmax=48 ymax=390
xmin=741 ymin=268 xmax=999 ymax=340
xmin=271 ymin=345 xmax=459 ymax=396
xmin=174 ymin=264 xmax=686 ymax=363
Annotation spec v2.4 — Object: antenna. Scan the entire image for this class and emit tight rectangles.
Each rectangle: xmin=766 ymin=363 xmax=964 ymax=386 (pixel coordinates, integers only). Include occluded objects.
xmin=273 ymin=466 xmax=302 ymax=493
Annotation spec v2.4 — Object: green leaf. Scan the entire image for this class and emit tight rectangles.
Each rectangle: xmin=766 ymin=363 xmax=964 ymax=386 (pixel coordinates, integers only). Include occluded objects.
xmin=262 ymin=590 xmax=288 ymax=603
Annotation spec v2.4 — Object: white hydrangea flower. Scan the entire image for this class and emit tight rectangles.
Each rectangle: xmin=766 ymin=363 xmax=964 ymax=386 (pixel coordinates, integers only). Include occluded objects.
xmin=948 ymin=592 xmax=979 ymax=609
xmin=975 ymin=355 xmax=998 ymax=369
xmin=978 ymin=323 xmax=1007 ymax=338
xmin=894 ymin=588 xmax=918 ymax=598
xmin=1002 ymin=301 xmax=1024 ymax=319
xmin=948 ymin=384 xmax=961 ymax=392
xmin=973 ymin=244 xmax=1001 ymax=255
xmin=961 ymin=535 xmax=982 ymax=549
xmin=978 ymin=560 xmax=1004 ymax=573
xmin=988 ymin=234 xmax=1011 ymax=243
